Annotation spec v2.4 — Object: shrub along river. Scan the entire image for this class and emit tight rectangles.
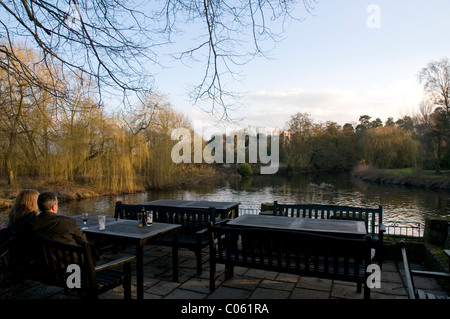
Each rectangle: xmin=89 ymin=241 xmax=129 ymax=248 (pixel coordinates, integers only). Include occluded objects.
xmin=56 ymin=172 xmax=449 ymax=230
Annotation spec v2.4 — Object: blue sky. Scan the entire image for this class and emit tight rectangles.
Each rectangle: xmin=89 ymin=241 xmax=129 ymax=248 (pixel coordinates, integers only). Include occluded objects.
xmin=154 ymin=0 xmax=450 ymax=131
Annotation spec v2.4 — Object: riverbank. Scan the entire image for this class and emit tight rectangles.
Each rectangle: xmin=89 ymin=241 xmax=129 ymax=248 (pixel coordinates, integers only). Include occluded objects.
xmin=351 ymin=165 xmax=450 ymax=190
xmin=0 ymin=170 xmax=241 ymax=214
xmin=0 ymin=179 xmax=119 ymax=212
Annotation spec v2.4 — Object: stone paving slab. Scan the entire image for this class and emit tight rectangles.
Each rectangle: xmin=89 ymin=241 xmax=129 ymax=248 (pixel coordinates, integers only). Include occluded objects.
xmin=3 ymin=244 xmax=449 ymax=300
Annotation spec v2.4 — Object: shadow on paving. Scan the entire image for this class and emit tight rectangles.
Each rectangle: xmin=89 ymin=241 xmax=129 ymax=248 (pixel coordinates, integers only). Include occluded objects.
xmin=3 ymin=244 xmax=448 ymax=300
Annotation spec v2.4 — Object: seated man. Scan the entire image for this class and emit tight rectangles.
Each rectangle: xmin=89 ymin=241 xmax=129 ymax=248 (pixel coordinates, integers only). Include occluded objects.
xmin=30 ymin=191 xmax=86 ymax=245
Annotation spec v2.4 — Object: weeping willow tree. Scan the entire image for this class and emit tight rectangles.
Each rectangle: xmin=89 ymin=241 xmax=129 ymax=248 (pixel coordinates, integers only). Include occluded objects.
xmin=358 ymin=126 xmax=420 ymax=169
xmin=92 ymin=127 xmax=137 ymax=192
xmin=1 ymin=45 xmax=195 ymax=191
xmin=123 ymin=93 xmax=191 ymax=189
xmin=59 ymin=95 xmax=191 ymax=192
xmin=0 ymin=44 xmax=61 ymax=184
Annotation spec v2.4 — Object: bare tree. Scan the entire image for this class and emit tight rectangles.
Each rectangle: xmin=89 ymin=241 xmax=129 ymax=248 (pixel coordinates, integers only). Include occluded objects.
xmin=0 ymin=0 xmax=317 ymax=119
xmin=417 ymin=57 xmax=450 ymax=173
xmin=164 ymin=0 xmax=317 ymax=119
xmin=418 ymin=57 xmax=450 ymax=114
xmin=0 ymin=0 xmax=160 ymax=102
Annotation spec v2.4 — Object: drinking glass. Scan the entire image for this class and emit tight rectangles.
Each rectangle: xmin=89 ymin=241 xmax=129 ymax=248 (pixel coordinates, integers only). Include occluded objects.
xmin=81 ymin=212 xmax=89 ymax=230
xmin=137 ymin=212 xmax=143 ymax=227
xmin=98 ymin=215 xmax=106 ymax=230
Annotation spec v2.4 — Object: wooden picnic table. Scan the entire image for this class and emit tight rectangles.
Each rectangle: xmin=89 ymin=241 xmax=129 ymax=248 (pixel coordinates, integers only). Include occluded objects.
xmin=227 ymin=214 xmax=367 ymax=238
xmin=209 ymin=215 xmax=372 ymax=298
xmin=74 ymin=216 xmax=181 ymax=299
xmin=142 ymin=199 xmax=241 ymax=219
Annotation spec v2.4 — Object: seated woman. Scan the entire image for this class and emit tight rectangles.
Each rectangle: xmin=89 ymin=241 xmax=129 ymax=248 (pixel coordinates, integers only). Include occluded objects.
xmin=7 ymin=189 xmax=40 ymax=232
xmin=1 ymin=189 xmax=40 ymax=282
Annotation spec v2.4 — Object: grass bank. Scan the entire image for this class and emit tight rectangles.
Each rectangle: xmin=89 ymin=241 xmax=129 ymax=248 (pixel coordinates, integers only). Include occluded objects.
xmin=351 ymin=165 xmax=450 ymax=190
xmin=0 ymin=178 xmax=125 ymax=212
xmin=0 ymin=169 xmax=241 ymax=214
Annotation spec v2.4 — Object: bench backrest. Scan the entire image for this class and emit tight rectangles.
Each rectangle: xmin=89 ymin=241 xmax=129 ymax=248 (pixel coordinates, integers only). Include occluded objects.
xmin=1 ymin=230 xmax=39 ymax=286
xmin=273 ymin=201 xmax=382 ymax=235
xmin=114 ymin=201 xmax=216 ymax=236
xmin=114 ymin=201 xmax=145 ymax=220
xmin=0 ymin=231 xmax=16 ymax=287
xmin=36 ymin=237 xmax=97 ymax=290
xmin=210 ymin=225 xmax=372 ymax=281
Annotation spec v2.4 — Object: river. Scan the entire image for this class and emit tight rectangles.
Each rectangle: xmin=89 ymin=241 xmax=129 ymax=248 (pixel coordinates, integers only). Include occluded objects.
xmin=55 ymin=173 xmax=449 ymax=228
xmin=1 ymin=173 xmax=448 ymax=231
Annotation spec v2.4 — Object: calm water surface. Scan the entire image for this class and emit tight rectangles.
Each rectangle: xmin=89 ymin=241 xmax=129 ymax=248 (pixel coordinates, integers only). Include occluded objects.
xmin=1 ymin=173 xmax=448 ymax=228
xmin=56 ymin=173 xmax=450 ymax=226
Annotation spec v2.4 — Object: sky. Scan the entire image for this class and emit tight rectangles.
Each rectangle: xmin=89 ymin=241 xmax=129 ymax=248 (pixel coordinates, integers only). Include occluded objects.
xmin=152 ymin=0 xmax=450 ymax=132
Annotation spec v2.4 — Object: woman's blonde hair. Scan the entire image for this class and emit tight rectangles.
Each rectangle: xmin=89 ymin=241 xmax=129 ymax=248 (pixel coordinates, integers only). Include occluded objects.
xmin=9 ymin=189 xmax=39 ymax=225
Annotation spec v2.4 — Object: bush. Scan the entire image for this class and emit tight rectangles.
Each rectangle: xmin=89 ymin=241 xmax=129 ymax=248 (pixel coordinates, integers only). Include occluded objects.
xmin=237 ymin=163 xmax=253 ymax=177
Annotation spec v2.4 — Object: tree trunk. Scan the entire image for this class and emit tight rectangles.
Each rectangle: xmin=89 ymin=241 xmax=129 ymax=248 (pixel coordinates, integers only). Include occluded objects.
xmin=433 ymin=135 xmax=441 ymax=174
xmin=5 ymin=155 xmax=14 ymax=185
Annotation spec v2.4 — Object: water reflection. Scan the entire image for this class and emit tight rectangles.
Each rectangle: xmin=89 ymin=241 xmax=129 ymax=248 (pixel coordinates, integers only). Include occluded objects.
xmin=2 ymin=173 xmax=449 ymax=226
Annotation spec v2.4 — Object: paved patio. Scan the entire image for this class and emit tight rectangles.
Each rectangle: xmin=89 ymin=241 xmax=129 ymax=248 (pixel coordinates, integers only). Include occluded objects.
xmin=4 ymin=244 xmax=449 ymax=300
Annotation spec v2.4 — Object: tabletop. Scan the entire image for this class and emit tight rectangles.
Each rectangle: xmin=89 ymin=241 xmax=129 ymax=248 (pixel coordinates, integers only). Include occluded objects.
xmin=227 ymin=214 xmax=367 ymax=237
xmin=73 ymin=215 xmax=180 ymax=299
xmin=73 ymin=216 xmax=181 ymax=241
xmin=142 ymin=199 xmax=240 ymax=210
xmin=142 ymin=199 xmax=241 ymax=218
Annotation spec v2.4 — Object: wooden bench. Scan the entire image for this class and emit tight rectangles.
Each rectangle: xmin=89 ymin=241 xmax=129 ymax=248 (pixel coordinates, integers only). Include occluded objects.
xmin=399 ymin=241 xmax=450 ymax=299
xmin=34 ymin=237 xmax=135 ymax=299
xmin=1 ymin=233 xmax=25 ymax=295
xmin=1 ymin=230 xmax=38 ymax=297
xmin=114 ymin=201 xmax=227 ymax=275
xmin=209 ymin=223 xmax=373 ymax=299
xmin=273 ymin=202 xmax=385 ymax=267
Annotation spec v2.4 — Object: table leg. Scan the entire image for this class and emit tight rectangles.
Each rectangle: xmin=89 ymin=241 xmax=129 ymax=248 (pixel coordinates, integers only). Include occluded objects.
xmin=136 ymin=243 xmax=144 ymax=299
xmin=231 ymin=205 xmax=239 ymax=219
xmin=172 ymin=232 xmax=179 ymax=282
xmin=444 ymin=250 xmax=450 ymax=272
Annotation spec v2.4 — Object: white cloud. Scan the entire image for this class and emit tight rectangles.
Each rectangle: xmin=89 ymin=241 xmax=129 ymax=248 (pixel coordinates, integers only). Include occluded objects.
xmin=176 ymin=78 xmax=425 ymax=133
xmin=238 ymin=79 xmax=424 ymax=128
